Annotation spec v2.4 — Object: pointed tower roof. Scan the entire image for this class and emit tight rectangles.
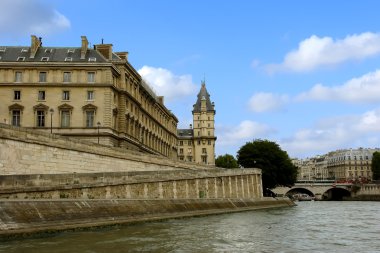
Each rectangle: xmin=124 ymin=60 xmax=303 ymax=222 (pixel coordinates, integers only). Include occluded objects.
xmin=192 ymin=81 xmax=215 ymax=113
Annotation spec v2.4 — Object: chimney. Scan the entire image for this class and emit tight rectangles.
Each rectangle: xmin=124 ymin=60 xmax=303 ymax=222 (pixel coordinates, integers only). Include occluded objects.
xmin=115 ymin=52 xmax=128 ymax=61
xmin=189 ymin=124 xmax=192 ymax=129
xmin=157 ymin=96 xmax=164 ymax=104
xmin=95 ymin=43 xmax=113 ymax=60
xmin=30 ymin=35 xmax=41 ymax=58
xmin=81 ymin=36 xmax=88 ymax=59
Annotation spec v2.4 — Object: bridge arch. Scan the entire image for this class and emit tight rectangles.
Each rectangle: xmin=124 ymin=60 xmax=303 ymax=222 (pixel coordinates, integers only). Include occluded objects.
xmin=285 ymin=187 xmax=315 ymax=197
xmin=322 ymin=187 xmax=351 ymax=200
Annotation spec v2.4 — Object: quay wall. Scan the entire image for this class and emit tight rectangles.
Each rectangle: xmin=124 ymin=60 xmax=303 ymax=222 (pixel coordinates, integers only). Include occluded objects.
xmin=350 ymin=184 xmax=380 ymax=201
xmin=0 ymin=124 xmax=295 ymax=238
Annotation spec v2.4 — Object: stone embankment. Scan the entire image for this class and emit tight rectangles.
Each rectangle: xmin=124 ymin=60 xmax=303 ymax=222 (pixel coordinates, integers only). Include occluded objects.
xmin=0 ymin=124 xmax=295 ymax=238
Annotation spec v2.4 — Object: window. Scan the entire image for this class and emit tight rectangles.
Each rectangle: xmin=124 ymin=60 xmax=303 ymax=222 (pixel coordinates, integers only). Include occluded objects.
xmin=61 ymin=111 xmax=70 ymax=127
xmin=188 ymin=148 xmax=192 ymax=154
xmin=67 ymin=49 xmax=75 ymax=53
xmin=179 ymin=148 xmax=184 ymax=154
xmin=179 ymin=141 xmax=183 ymax=146
xmin=36 ymin=110 xmax=45 ymax=127
xmin=12 ymin=110 xmax=21 ymax=127
xmin=41 ymin=57 xmax=49 ymax=61
xmin=17 ymin=57 xmax=25 ymax=61
xmin=188 ymin=140 xmax=192 ymax=145
xmin=198 ymin=140 xmax=201 ymax=145
xmin=208 ymin=140 xmax=211 ymax=145
xmin=87 ymin=72 xmax=95 ymax=83
xmin=14 ymin=72 xmax=22 ymax=82
xmin=39 ymin=72 xmax=47 ymax=82
xmin=45 ymin=49 xmax=52 ymax=53
xmin=64 ymin=57 xmax=72 ymax=62
xmin=86 ymin=111 xmax=95 ymax=127
xmin=202 ymin=148 xmax=207 ymax=154
xmin=87 ymin=91 xmax=94 ymax=100
xmin=21 ymin=48 xmax=28 ymax=53
xmin=63 ymin=72 xmax=71 ymax=82
xmin=88 ymin=57 xmax=96 ymax=62
xmin=0 ymin=48 xmax=6 ymax=52
xmin=208 ymin=131 xmax=210 ymax=136
xmin=62 ymin=91 xmax=70 ymax=100
xmin=14 ymin=90 xmax=21 ymax=100
xmin=38 ymin=91 xmax=45 ymax=101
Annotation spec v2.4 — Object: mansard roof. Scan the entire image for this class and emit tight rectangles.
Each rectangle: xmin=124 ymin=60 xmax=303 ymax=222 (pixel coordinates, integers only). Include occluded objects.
xmin=177 ymin=128 xmax=194 ymax=138
xmin=0 ymin=46 xmax=107 ymax=63
xmin=192 ymin=81 xmax=214 ymax=113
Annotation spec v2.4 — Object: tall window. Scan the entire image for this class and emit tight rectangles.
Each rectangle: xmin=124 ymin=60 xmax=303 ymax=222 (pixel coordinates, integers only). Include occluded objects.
xmin=38 ymin=91 xmax=45 ymax=101
xmin=39 ymin=72 xmax=47 ymax=82
xmin=61 ymin=110 xmax=70 ymax=127
xmin=37 ymin=110 xmax=45 ymax=127
xmin=86 ymin=111 xmax=94 ymax=127
xmin=87 ymin=90 xmax=94 ymax=100
xmin=62 ymin=91 xmax=70 ymax=100
xmin=87 ymin=72 xmax=95 ymax=83
xmin=14 ymin=90 xmax=21 ymax=100
xmin=12 ymin=110 xmax=21 ymax=126
xmin=202 ymin=148 xmax=207 ymax=154
xmin=63 ymin=72 xmax=71 ymax=82
xmin=15 ymin=72 xmax=22 ymax=82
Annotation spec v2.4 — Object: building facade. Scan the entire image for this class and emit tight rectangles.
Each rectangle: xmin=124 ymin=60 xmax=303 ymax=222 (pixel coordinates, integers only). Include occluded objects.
xmin=177 ymin=82 xmax=216 ymax=165
xmin=0 ymin=35 xmax=178 ymax=158
xmin=293 ymin=148 xmax=379 ymax=182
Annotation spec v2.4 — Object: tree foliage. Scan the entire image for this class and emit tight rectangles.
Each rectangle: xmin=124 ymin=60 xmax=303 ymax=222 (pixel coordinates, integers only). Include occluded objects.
xmin=371 ymin=151 xmax=380 ymax=180
xmin=215 ymin=154 xmax=239 ymax=169
xmin=237 ymin=139 xmax=297 ymax=190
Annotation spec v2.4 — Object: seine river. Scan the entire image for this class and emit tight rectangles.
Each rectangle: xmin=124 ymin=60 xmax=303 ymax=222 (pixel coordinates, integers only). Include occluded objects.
xmin=1 ymin=201 xmax=379 ymax=253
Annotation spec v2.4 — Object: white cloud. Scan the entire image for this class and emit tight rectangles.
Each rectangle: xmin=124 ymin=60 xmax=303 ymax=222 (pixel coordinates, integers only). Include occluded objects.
xmin=281 ymin=109 xmax=380 ymax=158
xmin=217 ymin=120 xmax=274 ymax=146
xmin=0 ymin=0 xmax=70 ymax=36
xmin=266 ymin=32 xmax=380 ymax=73
xmin=248 ymin=92 xmax=289 ymax=112
xmin=297 ymin=69 xmax=380 ymax=103
xmin=138 ymin=66 xmax=197 ymax=102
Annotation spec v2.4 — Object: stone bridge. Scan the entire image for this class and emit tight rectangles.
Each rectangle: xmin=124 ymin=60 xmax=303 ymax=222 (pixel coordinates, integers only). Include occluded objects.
xmin=272 ymin=183 xmax=353 ymax=200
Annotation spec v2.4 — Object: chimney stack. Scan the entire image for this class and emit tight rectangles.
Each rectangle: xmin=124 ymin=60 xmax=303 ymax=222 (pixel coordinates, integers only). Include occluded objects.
xmin=157 ymin=96 xmax=164 ymax=105
xmin=115 ymin=52 xmax=129 ymax=61
xmin=81 ymin=36 xmax=88 ymax=59
xmin=30 ymin=35 xmax=41 ymax=58
xmin=95 ymin=43 xmax=113 ymax=60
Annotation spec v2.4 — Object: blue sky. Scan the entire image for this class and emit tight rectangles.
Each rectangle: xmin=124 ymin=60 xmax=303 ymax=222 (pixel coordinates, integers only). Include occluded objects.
xmin=2 ymin=0 xmax=380 ymax=159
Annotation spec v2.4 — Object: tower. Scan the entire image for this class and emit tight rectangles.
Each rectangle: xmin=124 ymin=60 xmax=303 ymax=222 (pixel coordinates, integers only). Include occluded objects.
xmin=192 ymin=81 xmax=216 ymax=165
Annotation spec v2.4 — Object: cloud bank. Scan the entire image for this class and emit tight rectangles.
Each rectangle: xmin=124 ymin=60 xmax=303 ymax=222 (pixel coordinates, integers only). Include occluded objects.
xmin=248 ymin=92 xmax=289 ymax=112
xmin=0 ymin=0 xmax=70 ymax=36
xmin=266 ymin=32 xmax=380 ymax=73
xmin=138 ymin=66 xmax=198 ymax=102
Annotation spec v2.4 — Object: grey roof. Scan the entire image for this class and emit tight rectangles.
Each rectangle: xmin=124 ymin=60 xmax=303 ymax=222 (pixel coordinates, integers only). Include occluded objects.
xmin=192 ymin=81 xmax=214 ymax=113
xmin=0 ymin=46 xmax=107 ymax=63
xmin=177 ymin=129 xmax=194 ymax=138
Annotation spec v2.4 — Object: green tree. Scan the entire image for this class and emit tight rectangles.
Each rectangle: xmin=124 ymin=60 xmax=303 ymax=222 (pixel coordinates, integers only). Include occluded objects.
xmin=237 ymin=139 xmax=297 ymax=190
xmin=371 ymin=151 xmax=380 ymax=180
xmin=215 ymin=154 xmax=239 ymax=169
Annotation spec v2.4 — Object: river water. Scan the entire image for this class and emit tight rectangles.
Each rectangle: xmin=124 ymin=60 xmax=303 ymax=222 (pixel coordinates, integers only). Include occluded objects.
xmin=0 ymin=201 xmax=379 ymax=253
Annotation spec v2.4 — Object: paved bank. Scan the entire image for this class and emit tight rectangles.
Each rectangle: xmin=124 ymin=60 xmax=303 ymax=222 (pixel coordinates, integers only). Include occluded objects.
xmin=0 ymin=198 xmax=294 ymax=239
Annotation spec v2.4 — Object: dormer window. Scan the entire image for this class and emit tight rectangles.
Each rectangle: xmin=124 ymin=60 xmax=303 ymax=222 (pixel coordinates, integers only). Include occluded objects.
xmin=88 ymin=57 xmax=96 ymax=62
xmin=17 ymin=57 xmax=25 ymax=61
xmin=67 ymin=49 xmax=75 ymax=53
xmin=45 ymin=49 xmax=53 ymax=53
xmin=0 ymin=48 xmax=6 ymax=52
xmin=21 ymin=48 xmax=28 ymax=53
xmin=41 ymin=57 xmax=49 ymax=62
xmin=64 ymin=57 xmax=72 ymax=62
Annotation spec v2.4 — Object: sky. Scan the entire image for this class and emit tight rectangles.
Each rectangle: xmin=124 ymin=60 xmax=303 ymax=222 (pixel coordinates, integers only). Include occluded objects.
xmin=2 ymin=0 xmax=380 ymax=159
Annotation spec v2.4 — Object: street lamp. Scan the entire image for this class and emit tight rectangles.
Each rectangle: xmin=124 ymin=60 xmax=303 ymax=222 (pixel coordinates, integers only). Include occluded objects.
xmin=97 ymin=121 xmax=101 ymax=144
xmin=49 ymin=108 xmax=54 ymax=134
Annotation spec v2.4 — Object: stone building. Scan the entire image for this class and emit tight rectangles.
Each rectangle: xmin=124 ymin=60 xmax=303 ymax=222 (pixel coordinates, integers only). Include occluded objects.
xmin=177 ymin=82 xmax=216 ymax=165
xmin=293 ymin=148 xmax=379 ymax=182
xmin=0 ymin=35 xmax=179 ymax=158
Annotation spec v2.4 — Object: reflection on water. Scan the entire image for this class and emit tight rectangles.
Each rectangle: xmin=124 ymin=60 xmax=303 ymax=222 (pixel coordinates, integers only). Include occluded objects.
xmin=1 ymin=201 xmax=379 ymax=253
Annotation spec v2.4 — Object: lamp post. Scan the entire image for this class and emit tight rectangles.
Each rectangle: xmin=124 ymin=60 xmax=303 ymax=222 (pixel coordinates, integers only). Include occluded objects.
xmin=49 ymin=108 xmax=54 ymax=134
xmin=97 ymin=121 xmax=101 ymax=144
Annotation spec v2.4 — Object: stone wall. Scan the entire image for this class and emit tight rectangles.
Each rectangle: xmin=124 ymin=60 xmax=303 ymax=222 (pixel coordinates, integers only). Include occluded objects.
xmin=0 ymin=123 xmax=215 ymax=175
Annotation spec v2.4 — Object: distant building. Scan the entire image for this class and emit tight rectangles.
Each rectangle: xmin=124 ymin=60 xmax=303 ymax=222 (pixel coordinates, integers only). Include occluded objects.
xmin=177 ymin=82 xmax=216 ymax=165
xmin=293 ymin=148 xmax=380 ymax=182
xmin=0 ymin=35 xmax=179 ymax=158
